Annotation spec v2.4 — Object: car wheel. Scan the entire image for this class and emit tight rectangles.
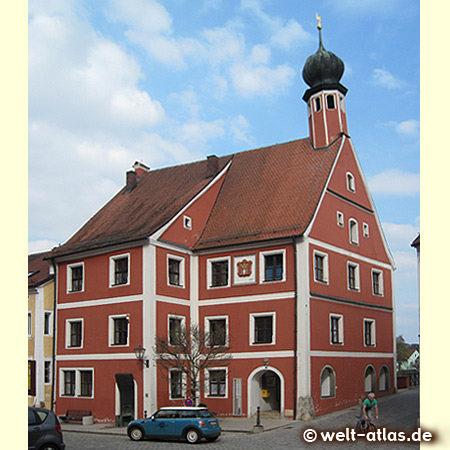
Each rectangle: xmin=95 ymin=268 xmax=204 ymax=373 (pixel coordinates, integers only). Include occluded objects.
xmin=206 ymin=436 xmax=219 ymax=442
xmin=129 ymin=426 xmax=144 ymax=441
xmin=38 ymin=445 xmax=60 ymax=450
xmin=185 ymin=428 xmax=200 ymax=444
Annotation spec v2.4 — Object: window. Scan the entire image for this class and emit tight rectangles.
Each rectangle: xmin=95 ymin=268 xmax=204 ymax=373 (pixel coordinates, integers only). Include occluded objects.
xmin=66 ymin=319 xmax=83 ymax=348
xmin=207 ymin=318 xmax=227 ymax=347
xmin=251 ymin=313 xmax=275 ymax=345
xmin=326 ymin=94 xmax=336 ymax=109
xmin=320 ymin=366 xmax=336 ymax=398
xmin=63 ymin=370 xmax=76 ymax=396
xmin=364 ymin=319 xmax=376 ymax=347
xmin=330 ymin=314 xmax=343 ymax=345
xmin=372 ymin=270 xmax=384 ymax=296
xmin=44 ymin=312 xmax=51 ymax=335
xmin=314 ymin=96 xmax=321 ymax=112
xmin=168 ymin=316 xmax=185 ymax=346
xmin=314 ymin=251 xmax=329 ymax=284
xmin=260 ymin=250 xmax=285 ymax=282
xmin=109 ymin=315 xmax=129 ymax=346
xmin=168 ymin=255 xmax=185 ymax=287
xmin=67 ymin=263 xmax=84 ymax=292
xmin=337 ymin=211 xmax=344 ymax=227
xmin=379 ymin=366 xmax=390 ymax=392
xmin=44 ymin=361 xmax=51 ymax=384
xmin=339 ymin=95 xmax=346 ymax=112
xmin=28 ymin=312 xmax=32 ymax=337
xmin=363 ymin=222 xmax=370 ymax=238
xmin=183 ymin=215 xmax=192 ymax=230
xmin=169 ymin=370 xmax=184 ymax=399
xmin=347 ymin=262 xmax=360 ymax=291
xmin=207 ymin=369 xmax=227 ymax=397
xmin=364 ymin=366 xmax=376 ymax=393
xmin=349 ymin=219 xmax=359 ymax=245
xmin=110 ymin=254 xmax=129 ymax=287
xmin=208 ymin=258 xmax=230 ymax=288
xmin=61 ymin=368 xmax=94 ymax=397
xmin=80 ymin=370 xmax=93 ymax=397
xmin=346 ymin=172 xmax=355 ymax=192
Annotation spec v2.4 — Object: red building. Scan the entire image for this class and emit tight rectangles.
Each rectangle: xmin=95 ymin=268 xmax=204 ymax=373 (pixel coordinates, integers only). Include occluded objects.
xmin=49 ymin=27 xmax=395 ymax=423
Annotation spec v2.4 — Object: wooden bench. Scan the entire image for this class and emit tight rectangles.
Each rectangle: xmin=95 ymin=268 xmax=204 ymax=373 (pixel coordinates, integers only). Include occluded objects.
xmin=59 ymin=410 xmax=92 ymax=423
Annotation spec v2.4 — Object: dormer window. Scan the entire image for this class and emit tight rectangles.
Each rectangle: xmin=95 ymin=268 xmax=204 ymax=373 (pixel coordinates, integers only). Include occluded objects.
xmin=326 ymin=94 xmax=336 ymax=109
xmin=346 ymin=172 xmax=355 ymax=192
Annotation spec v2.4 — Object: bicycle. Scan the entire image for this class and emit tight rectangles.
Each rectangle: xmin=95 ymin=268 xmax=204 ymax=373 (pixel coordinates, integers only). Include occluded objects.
xmin=356 ymin=416 xmax=377 ymax=433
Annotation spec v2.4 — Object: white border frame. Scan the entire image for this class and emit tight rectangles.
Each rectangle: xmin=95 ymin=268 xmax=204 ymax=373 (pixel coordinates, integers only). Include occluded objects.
xmin=363 ymin=318 xmax=376 ymax=347
xmin=65 ymin=318 xmax=84 ymax=349
xmin=109 ymin=253 xmax=131 ymax=288
xmin=167 ymin=314 xmax=186 ymax=346
xmin=108 ymin=314 xmax=130 ymax=348
xmin=313 ymin=250 xmax=329 ymax=284
xmin=67 ymin=262 xmax=84 ymax=293
xmin=320 ymin=365 xmax=336 ymax=398
xmin=329 ymin=313 xmax=344 ymax=345
xmin=167 ymin=254 xmax=185 ymax=288
xmin=59 ymin=367 xmax=94 ymax=398
xmin=249 ymin=312 xmax=276 ymax=346
xmin=169 ymin=368 xmax=187 ymax=400
xmin=204 ymin=315 xmax=229 ymax=347
xmin=346 ymin=171 xmax=355 ymax=192
xmin=259 ymin=249 xmax=286 ymax=284
xmin=349 ymin=218 xmax=359 ymax=245
xmin=204 ymin=367 xmax=228 ymax=399
xmin=347 ymin=261 xmax=360 ymax=291
xmin=371 ymin=269 xmax=384 ymax=296
xmin=337 ymin=211 xmax=344 ymax=227
xmin=207 ymin=256 xmax=231 ymax=289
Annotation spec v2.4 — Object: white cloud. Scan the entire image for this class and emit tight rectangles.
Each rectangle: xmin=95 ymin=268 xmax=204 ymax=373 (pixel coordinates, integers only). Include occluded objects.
xmin=230 ymin=62 xmax=295 ymax=97
xmin=28 ymin=240 xmax=60 ymax=255
xmin=176 ymin=119 xmax=226 ymax=150
xmin=230 ymin=114 xmax=254 ymax=146
xmin=367 ymin=170 xmax=419 ymax=196
xmin=382 ymin=223 xmax=420 ymax=250
xmin=372 ymin=69 xmax=404 ymax=89
xmin=395 ymin=119 xmax=419 ymax=137
xmin=327 ymin=0 xmax=403 ymax=16
xmin=270 ymin=19 xmax=311 ymax=49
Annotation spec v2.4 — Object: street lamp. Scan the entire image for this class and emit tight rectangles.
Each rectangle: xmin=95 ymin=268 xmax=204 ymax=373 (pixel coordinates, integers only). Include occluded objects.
xmin=134 ymin=345 xmax=149 ymax=368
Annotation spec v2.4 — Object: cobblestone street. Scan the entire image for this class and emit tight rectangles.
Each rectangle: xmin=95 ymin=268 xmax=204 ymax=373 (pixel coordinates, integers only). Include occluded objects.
xmin=63 ymin=388 xmax=420 ymax=449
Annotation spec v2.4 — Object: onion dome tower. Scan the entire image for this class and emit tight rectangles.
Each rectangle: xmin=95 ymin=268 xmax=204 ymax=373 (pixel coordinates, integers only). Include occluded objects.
xmin=302 ymin=15 xmax=349 ymax=149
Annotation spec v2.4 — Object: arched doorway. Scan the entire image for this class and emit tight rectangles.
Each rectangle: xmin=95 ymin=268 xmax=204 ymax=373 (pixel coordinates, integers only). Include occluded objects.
xmin=247 ymin=366 xmax=284 ymax=418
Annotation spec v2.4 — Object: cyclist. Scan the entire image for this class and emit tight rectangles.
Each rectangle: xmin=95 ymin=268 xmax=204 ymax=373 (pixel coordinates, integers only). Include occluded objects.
xmin=361 ymin=392 xmax=379 ymax=422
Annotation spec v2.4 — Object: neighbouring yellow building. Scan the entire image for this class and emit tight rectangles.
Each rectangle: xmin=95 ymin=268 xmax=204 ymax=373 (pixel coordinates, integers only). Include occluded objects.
xmin=28 ymin=251 xmax=55 ymax=409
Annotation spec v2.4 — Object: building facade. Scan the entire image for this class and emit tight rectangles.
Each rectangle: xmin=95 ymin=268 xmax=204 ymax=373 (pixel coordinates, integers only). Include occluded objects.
xmin=28 ymin=251 xmax=55 ymax=409
xmin=49 ymin=27 xmax=396 ymax=423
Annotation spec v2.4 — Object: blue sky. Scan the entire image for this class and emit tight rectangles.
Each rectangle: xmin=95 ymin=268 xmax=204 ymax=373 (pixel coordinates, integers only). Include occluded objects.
xmin=28 ymin=0 xmax=420 ymax=342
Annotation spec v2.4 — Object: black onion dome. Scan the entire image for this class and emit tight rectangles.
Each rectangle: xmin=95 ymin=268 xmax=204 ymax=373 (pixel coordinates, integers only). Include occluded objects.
xmin=302 ymin=29 xmax=347 ymax=101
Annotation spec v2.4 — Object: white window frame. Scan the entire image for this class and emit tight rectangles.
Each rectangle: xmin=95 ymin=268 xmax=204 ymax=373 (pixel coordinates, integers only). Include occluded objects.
xmin=347 ymin=262 xmax=360 ymax=291
xmin=207 ymin=256 xmax=231 ymax=289
xmin=44 ymin=311 xmax=53 ymax=336
xmin=260 ymin=249 xmax=286 ymax=283
xmin=44 ymin=359 xmax=52 ymax=385
xmin=371 ymin=269 xmax=384 ymax=296
xmin=329 ymin=313 xmax=344 ymax=345
xmin=183 ymin=215 xmax=192 ymax=230
xmin=320 ymin=365 xmax=336 ymax=398
xmin=363 ymin=319 xmax=376 ymax=347
xmin=167 ymin=254 xmax=185 ymax=288
xmin=169 ymin=368 xmax=187 ymax=400
xmin=108 ymin=314 xmax=130 ymax=347
xmin=337 ymin=211 xmax=344 ymax=227
xmin=326 ymin=93 xmax=336 ymax=110
xmin=67 ymin=262 xmax=84 ymax=293
xmin=363 ymin=222 xmax=370 ymax=238
xmin=168 ymin=315 xmax=186 ymax=346
xmin=339 ymin=95 xmax=346 ymax=112
xmin=28 ymin=311 xmax=32 ymax=338
xmin=349 ymin=219 xmax=359 ymax=245
xmin=205 ymin=315 xmax=229 ymax=347
xmin=249 ymin=312 xmax=276 ymax=346
xmin=313 ymin=250 xmax=329 ymax=284
xmin=59 ymin=367 xmax=94 ymax=398
xmin=346 ymin=172 xmax=355 ymax=192
xmin=65 ymin=318 xmax=84 ymax=349
xmin=204 ymin=367 xmax=228 ymax=399
xmin=109 ymin=253 xmax=130 ymax=288
xmin=314 ymin=95 xmax=322 ymax=112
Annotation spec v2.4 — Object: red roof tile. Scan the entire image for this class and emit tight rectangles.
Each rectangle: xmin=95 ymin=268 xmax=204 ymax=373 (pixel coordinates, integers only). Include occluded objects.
xmin=29 ymin=251 xmax=54 ymax=288
xmin=50 ymin=137 xmax=342 ymax=257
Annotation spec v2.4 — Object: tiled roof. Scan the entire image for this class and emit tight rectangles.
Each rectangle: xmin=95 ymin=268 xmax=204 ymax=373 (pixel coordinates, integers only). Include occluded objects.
xmin=50 ymin=137 xmax=342 ymax=257
xmin=28 ymin=251 xmax=54 ymax=288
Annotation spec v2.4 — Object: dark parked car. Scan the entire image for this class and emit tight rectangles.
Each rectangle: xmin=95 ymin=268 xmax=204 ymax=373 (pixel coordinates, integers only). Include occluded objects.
xmin=28 ymin=406 xmax=65 ymax=450
xmin=127 ymin=406 xmax=221 ymax=444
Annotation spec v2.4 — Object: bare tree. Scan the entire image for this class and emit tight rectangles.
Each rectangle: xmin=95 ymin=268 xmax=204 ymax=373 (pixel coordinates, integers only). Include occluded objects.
xmin=155 ymin=322 xmax=232 ymax=406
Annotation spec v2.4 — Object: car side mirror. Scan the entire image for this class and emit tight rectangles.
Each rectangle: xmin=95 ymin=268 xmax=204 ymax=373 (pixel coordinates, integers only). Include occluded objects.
xmin=151 ymin=416 xmax=155 ymax=421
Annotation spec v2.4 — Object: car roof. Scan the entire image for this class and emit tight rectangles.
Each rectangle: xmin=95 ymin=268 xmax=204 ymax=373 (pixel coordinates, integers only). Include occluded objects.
xmin=158 ymin=407 xmax=207 ymax=411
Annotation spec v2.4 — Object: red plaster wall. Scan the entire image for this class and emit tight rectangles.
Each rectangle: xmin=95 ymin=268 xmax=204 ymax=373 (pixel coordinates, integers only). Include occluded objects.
xmin=156 ymin=247 xmax=190 ymax=300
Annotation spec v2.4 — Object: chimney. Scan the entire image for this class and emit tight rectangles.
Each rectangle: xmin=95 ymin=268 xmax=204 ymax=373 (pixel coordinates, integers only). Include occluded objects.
xmin=124 ymin=170 xmax=137 ymax=194
xmin=206 ymin=155 xmax=219 ymax=178
xmin=132 ymin=160 xmax=150 ymax=177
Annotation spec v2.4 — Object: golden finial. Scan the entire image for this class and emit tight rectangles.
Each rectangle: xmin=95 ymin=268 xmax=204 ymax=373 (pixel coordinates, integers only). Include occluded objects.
xmin=316 ymin=13 xmax=322 ymax=30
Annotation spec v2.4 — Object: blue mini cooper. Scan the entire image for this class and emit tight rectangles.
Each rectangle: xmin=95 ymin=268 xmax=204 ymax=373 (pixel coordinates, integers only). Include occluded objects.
xmin=127 ymin=407 xmax=221 ymax=444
